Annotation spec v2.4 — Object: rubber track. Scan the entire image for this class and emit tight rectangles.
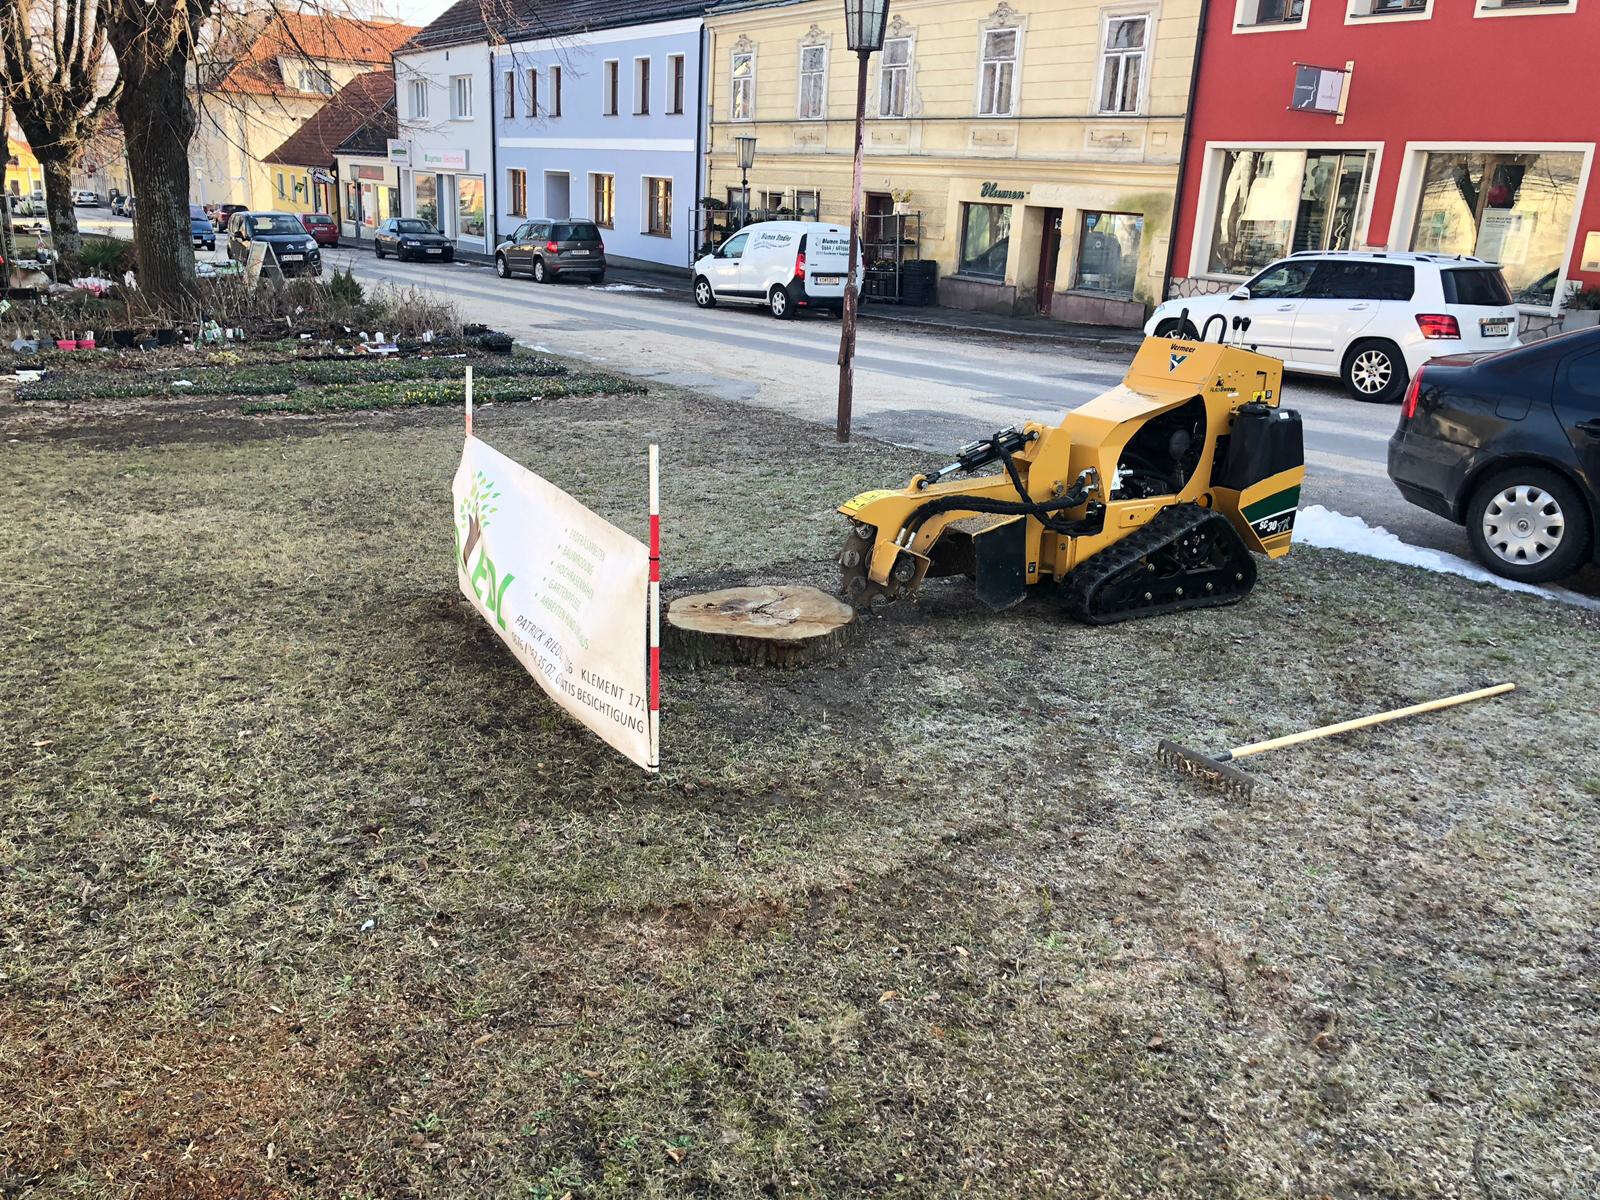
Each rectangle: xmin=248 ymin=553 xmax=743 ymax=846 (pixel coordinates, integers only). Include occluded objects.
xmin=1059 ymin=502 xmax=1256 ymax=625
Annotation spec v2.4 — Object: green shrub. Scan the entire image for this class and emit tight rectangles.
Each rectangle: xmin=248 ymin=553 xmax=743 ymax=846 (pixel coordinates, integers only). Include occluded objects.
xmin=78 ymin=235 xmax=136 ymax=277
xmin=328 ymin=265 xmax=364 ymax=307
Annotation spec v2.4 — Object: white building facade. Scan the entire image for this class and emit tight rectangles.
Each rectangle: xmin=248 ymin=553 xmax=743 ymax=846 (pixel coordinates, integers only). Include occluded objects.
xmin=491 ymin=12 xmax=706 ymax=269
xmin=393 ymin=38 xmax=497 ymax=256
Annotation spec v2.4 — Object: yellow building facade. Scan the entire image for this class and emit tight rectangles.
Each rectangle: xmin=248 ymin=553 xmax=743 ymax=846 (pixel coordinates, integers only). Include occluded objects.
xmin=703 ymin=0 xmax=1201 ymax=324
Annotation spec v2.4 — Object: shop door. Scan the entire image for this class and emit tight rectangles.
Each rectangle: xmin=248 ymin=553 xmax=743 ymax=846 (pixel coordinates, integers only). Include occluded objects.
xmin=1036 ymin=208 xmax=1063 ymax=315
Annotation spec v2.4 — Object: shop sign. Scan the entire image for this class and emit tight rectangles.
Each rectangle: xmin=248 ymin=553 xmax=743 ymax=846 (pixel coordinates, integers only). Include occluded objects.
xmin=355 ymin=164 xmax=387 ymax=181
xmin=420 ymin=148 xmax=468 ymax=170
xmin=980 ymin=182 xmax=1026 ymax=201
xmin=1290 ymin=63 xmax=1348 ymax=116
xmin=386 ymin=138 xmax=411 ymax=166
xmin=310 ymin=167 xmax=335 ymax=184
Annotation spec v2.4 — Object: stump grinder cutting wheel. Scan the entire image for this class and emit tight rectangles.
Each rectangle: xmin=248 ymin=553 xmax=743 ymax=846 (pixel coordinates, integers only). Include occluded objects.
xmin=837 ymin=316 xmax=1306 ymax=624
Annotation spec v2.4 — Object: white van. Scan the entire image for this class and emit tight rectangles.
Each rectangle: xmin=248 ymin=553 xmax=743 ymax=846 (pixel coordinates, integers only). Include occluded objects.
xmin=692 ymin=221 xmax=858 ymax=319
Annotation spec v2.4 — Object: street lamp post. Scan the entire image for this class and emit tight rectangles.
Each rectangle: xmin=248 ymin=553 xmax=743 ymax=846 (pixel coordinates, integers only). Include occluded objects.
xmin=836 ymin=0 xmax=889 ymax=443
xmin=735 ymin=135 xmax=757 ymax=227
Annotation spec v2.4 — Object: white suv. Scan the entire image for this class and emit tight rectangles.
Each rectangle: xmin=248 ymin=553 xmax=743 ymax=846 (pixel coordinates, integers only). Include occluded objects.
xmin=1146 ymin=251 xmax=1521 ymax=403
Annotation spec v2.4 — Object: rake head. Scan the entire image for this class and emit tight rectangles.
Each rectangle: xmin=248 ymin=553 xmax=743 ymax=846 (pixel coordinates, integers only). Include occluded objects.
xmin=1155 ymin=740 xmax=1261 ymax=801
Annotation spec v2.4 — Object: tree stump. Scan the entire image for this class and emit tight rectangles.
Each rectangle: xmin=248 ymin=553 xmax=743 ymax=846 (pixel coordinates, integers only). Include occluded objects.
xmin=666 ymin=585 xmax=859 ymax=668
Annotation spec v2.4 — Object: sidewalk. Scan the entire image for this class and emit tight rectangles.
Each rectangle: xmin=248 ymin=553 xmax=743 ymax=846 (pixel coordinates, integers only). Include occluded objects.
xmin=596 ymin=259 xmax=1147 ymax=352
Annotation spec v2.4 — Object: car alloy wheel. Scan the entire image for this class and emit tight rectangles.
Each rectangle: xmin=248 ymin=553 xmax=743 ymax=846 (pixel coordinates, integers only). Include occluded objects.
xmin=694 ymin=278 xmax=715 ymax=308
xmin=495 ymin=254 xmax=509 ymax=278
xmin=1481 ymin=484 xmax=1565 ymax=566
xmin=534 ymin=258 xmax=547 ymax=283
xmin=769 ymin=287 xmax=790 ymax=318
xmin=1349 ymin=348 xmax=1394 ymax=396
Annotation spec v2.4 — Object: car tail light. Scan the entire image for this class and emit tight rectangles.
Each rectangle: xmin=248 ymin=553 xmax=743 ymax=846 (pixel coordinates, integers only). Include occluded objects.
xmin=793 ymin=249 xmax=806 ymax=279
xmin=1415 ymin=313 xmax=1460 ymax=339
xmin=545 ymin=239 xmax=559 ymax=253
xmin=1400 ymin=367 xmax=1424 ymax=422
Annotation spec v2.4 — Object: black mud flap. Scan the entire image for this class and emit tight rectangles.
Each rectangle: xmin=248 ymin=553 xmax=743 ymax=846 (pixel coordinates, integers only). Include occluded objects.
xmin=972 ymin=515 xmax=1028 ymax=611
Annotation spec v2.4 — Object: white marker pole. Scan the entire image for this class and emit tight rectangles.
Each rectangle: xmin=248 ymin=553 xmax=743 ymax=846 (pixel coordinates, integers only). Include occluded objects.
xmin=464 ymin=364 xmax=474 ymax=438
xmin=647 ymin=443 xmax=660 ymax=774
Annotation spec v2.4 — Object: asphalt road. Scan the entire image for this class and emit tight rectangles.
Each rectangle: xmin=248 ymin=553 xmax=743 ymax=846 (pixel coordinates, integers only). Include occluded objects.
xmin=78 ymin=210 xmax=1597 ymax=599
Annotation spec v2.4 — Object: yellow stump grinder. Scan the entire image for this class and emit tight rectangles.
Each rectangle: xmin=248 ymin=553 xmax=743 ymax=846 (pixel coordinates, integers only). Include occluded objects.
xmin=837 ymin=319 xmax=1306 ymax=624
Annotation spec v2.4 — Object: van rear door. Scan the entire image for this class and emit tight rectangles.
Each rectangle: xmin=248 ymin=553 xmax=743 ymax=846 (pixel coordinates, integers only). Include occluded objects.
xmin=805 ymin=226 xmax=853 ymax=296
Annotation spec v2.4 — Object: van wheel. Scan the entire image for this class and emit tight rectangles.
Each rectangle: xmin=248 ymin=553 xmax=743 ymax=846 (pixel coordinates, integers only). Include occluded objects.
xmin=769 ymin=286 xmax=793 ymax=319
xmin=494 ymin=253 xmax=509 ymax=278
xmin=1154 ymin=318 xmax=1199 ymax=339
xmin=1466 ymin=465 xmax=1592 ymax=583
xmin=693 ymin=276 xmax=716 ymax=308
xmin=1342 ymin=339 xmax=1408 ymax=403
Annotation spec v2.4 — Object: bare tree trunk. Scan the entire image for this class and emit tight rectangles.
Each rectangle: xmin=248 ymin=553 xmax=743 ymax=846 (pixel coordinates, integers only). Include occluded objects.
xmin=40 ymin=155 xmax=82 ymax=275
xmin=0 ymin=99 xmax=12 ymax=299
xmin=115 ymin=49 xmax=197 ymax=308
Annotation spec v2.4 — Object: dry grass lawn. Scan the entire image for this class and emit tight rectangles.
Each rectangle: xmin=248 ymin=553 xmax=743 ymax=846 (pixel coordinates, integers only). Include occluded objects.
xmin=1 ymin=350 xmax=1597 ymax=1199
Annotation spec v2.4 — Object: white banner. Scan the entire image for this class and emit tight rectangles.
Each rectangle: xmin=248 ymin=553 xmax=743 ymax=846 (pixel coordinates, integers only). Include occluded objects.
xmin=453 ymin=436 xmax=653 ymax=770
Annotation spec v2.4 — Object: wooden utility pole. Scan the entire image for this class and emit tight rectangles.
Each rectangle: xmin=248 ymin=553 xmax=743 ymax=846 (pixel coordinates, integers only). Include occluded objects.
xmin=835 ymin=48 xmax=870 ymax=444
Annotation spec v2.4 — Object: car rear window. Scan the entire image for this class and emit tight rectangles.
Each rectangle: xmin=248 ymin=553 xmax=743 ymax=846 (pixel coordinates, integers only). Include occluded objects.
xmin=1442 ymin=268 xmax=1512 ymax=307
xmin=554 ymin=223 xmax=601 ymax=242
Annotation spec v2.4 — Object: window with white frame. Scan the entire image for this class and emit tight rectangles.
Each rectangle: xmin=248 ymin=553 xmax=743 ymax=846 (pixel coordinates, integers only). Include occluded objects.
xmin=794 ymin=188 xmax=819 ymax=219
xmin=731 ymin=50 xmax=754 ymax=120
xmin=1235 ymin=0 xmax=1307 ymax=28
xmin=1474 ymin=0 xmax=1575 ymax=13
xmin=798 ymin=44 xmax=827 ymax=118
xmin=450 ymin=74 xmax=472 ymax=119
xmin=503 ymin=70 xmax=516 ymax=118
xmin=978 ymin=27 xmax=1018 ymax=116
xmin=507 ymin=168 xmax=527 ymax=216
xmin=408 ymin=78 xmax=427 ymax=118
xmin=592 ymin=172 xmax=615 ymax=227
xmin=879 ymin=37 xmax=911 ymax=117
xmin=296 ymin=65 xmax=333 ymax=94
xmin=645 ymin=176 xmax=672 ymax=237
xmin=635 ymin=56 xmax=651 ymax=114
xmin=669 ymin=54 xmax=686 ymax=114
xmin=1350 ymin=0 xmax=1430 ymax=15
xmin=604 ymin=60 xmax=619 ymax=115
xmin=1096 ymin=14 xmax=1148 ymax=114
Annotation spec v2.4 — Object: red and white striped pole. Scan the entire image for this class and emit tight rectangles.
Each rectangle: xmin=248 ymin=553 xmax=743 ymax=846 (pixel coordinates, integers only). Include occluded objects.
xmin=647 ymin=443 xmax=660 ymax=773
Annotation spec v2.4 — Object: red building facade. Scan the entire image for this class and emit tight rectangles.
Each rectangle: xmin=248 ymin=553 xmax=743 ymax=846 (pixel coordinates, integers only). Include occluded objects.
xmin=1168 ymin=0 xmax=1599 ymax=320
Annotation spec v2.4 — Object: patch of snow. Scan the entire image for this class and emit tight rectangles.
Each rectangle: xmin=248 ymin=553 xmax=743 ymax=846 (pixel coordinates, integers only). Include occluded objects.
xmin=1296 ymin=504 xmax=1600 ymax=611
xmin=590 ymin=282 xmax=664 ymax=293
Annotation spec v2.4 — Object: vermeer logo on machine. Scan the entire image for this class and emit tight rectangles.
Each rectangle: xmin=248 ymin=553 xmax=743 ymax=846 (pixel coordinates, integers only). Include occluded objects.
xmin=456 ymin=468 xmax=515 ymax=629
xmin=1169 ymin=350 xmax=1192 ymax=372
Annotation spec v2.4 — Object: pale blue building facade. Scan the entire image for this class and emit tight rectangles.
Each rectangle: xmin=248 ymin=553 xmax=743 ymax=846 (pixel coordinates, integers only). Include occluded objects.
xmin=492 ymin=9 xmax=707 ymax=270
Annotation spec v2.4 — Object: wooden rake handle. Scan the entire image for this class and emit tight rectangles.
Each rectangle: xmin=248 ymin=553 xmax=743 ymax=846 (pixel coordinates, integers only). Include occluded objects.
xmin=1226 ymin=682 xmax=1516 ymax=762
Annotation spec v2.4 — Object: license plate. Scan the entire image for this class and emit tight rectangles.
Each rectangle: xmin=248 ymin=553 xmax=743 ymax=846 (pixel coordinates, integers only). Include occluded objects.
xmin=1480 ymin=318 xmax=1511 ymax=337
xmin=280 ymin=253 xmax=303 ymax=262
xmin=570 ymin=249 xmax=589 ymax=256
xmin=814 ymin=274 xmax=843 ymax=286
xmin=426 ymin=247 xmax=443 ymax=254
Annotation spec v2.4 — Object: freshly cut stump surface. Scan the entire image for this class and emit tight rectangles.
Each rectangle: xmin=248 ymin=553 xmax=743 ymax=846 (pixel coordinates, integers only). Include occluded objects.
xmin=666 ymin=585 xmax=859 ymax=668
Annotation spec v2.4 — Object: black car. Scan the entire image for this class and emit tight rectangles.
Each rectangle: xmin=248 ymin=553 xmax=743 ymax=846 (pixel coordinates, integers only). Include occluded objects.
xmin=493 ymin=219 xmax=605 ymax=283
xmin=188 ymin=204 xmax=214 ymax=252
xmin=226 ymin=210 xmax=323 ymax=277
xmin=374 ymin=218 xmax=453 ymax=262
xmin=1388 ymin=327 xmax=1600 ymax=583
